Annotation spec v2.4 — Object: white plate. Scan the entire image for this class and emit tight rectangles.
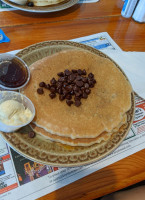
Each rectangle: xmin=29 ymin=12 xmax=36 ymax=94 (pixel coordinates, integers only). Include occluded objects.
xmin=1 ymin=0 xmax=79 ymax=13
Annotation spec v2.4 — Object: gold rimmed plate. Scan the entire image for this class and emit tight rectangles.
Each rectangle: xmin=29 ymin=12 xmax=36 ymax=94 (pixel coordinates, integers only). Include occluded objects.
xmin=0 ymin=41 xmax=135 ymax=167
xmin=1 ymin=0 xmax=79 ymax=13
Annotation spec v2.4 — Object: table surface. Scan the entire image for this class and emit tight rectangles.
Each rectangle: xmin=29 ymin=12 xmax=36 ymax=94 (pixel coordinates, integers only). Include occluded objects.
xmin=1 ymin=0 xmax=145 ymax=199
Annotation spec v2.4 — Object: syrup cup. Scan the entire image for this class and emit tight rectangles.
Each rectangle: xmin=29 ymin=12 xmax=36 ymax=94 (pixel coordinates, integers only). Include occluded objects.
xmin=0 ymin=91 xmax=35 ymax=133
xmin=0 ymin=53 xmax=30 ymax=90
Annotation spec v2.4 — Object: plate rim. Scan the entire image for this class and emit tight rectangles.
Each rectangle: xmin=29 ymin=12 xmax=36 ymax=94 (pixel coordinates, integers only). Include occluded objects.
xmin=1 ymin=0 xmax=79 ymax=13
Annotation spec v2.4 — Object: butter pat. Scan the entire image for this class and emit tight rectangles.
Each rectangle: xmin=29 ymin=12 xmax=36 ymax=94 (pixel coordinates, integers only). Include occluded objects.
xmin=0 ymin=100 xmax=32 ymax=126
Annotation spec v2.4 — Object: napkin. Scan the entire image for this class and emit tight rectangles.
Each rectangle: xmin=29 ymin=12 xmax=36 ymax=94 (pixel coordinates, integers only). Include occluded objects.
xmin=102 ymin=50 xmax=145 ymax=99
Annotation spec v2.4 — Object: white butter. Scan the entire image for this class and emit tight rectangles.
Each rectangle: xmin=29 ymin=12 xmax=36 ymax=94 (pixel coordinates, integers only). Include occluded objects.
xmin=0 ymin=100 xmax=32 ymax=126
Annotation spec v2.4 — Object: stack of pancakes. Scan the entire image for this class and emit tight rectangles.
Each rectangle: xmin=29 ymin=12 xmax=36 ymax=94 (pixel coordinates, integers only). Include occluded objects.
xmin=28 ymin=0 xmax=67 ymax=6
xmin=21 ymin=49 xmax=132 ymax=146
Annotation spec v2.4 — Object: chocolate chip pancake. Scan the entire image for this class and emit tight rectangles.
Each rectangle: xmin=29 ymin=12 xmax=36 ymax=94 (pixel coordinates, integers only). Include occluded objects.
xmin=21 ymin=49 xmax=132 ymax=139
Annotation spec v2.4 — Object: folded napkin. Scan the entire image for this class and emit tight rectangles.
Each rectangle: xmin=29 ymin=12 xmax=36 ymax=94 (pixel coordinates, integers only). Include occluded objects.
xmin=102 ymin=50 xmax=145 ymax=99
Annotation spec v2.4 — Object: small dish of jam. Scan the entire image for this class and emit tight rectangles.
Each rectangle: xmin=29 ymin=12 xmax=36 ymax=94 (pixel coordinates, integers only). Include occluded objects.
xmin=0 ymin=53 xmax=30 ymax=90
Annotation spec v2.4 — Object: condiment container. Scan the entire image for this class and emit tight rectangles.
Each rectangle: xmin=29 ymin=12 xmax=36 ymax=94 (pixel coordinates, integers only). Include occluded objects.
xmin=0 ymin=53 xmax=30 ymax=90
xmin=0 ymin=91 xmax=35 ymax=133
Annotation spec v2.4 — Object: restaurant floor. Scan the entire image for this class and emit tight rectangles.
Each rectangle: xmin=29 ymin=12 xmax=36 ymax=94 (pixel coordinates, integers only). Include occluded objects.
xmin=94 ymin=180 xmax=145 ymax=200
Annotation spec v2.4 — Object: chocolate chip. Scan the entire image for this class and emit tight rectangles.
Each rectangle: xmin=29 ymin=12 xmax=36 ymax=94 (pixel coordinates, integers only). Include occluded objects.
xmin=74 ymin=96 xmax=81 ymax=101
xmin=77 ymin=69 xmax=83 ymax=75
xmin=37 ymin=88 xmax=44 ymax=94
xmin=81 ymin=87 xmax=85 ymax=91
xmin=75 ymin=91 xmax=81 ymax=97
xmin=70 ymin=90 xmax=74 ymax=95
xmin=66 ymin=85 xmax=73 ymax=92
xmin=49 ymin=93 xmax=56 ymax=99
xmin=79 ymin=90 xmax=83 ymax=96
xmin=82 ymin=69 xmax=87 ymax=75
xmin=88 ymin=73 xmax=94 ymax=79
xmin=75 ymin=100 xmax=81 ymax=107
xmin=45 ymin=84 xmax=50 ymax=90
xmin=67 ymin=79 xmax=72 ymax=84
xmin=59 ymin=95 xmax=65 ymax=101
xmin=84 ymin=83 xmax=89 ymax=89
xmin=50 ymin=86 xmax=56 ymax=93
xmin=50 ymin=78 xmax=57 ymax=85
xmin=57 ymin=72 xmax=64 ymax=77
xmin=75 ymin=76 xmax=82 ymax=81
xmin=39 ymin=82 xmax=46 ymax=87
xmin=63 ymin=89 xmax=68 ymax=96
xmin=58 ymin=88 xmax=63 ymax=94
xmin=53 ymin=84 xmax=57 ymax=88
xmin=66 ymin=100 xmax=73 ymax=106
xmin=28 ymin=131 xmax=35 ymax=138
xmin=72 ymin=69 xmax=77 ymax=73
xmin=82 ymin=77 xmax=88 ymax=83
xmin=73 ymin=85 xmax=79 ymax=92
xmin=82 ymin=93 xmax=88 ymax=99
xmin=57 ymin=82 xmax=62 ymax=89
xmin=76 ymin=81 xmax=84 ymax=87
xmin=63 ymin=82 xmax=68 ymax=88
xmin=88 ymin=80 xmax=94 ymax=87
xmin=93 ymin=79 xmax=97 ymax=84
xmin=27 ymin=2 xmax=34 ymax=6
xmin=64 ymin=69 xmax=72 ymax=76
xmin=58 ymin=77 xmax=65 ymax=82
xmin=85 ymin=89 xmax=91 ymax=95
xmin=69 ymin=74 xmax=76 ymax=82
xmin=66 ymin=95 xmax=72 ymax=100
xmin=89 ymin=84 xmax=94 ymax=88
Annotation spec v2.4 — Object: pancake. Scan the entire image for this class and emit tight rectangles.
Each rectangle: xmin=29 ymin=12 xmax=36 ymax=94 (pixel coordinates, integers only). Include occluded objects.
xmin=21 ymin=49 xmax=132 ymax=139
xmin=30 ymin=0 xmax=66 ymax=6
xmin=30 ymin=114 xmax=127 ymax=146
